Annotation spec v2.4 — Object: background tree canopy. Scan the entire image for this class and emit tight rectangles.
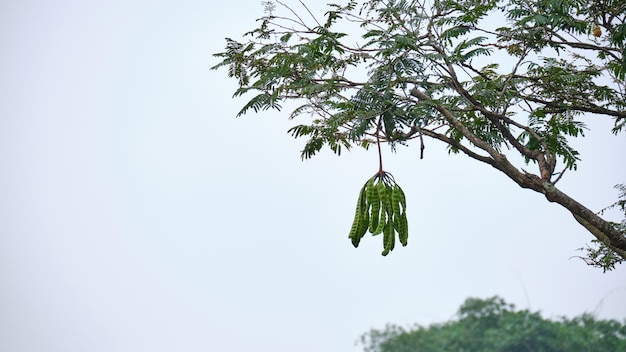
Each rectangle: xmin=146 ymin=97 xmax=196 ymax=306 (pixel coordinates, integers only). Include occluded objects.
xmin=359 ymin=296 xmax=626 ymax=352
xmin=212 ymin=0 xmax=626 ymax=269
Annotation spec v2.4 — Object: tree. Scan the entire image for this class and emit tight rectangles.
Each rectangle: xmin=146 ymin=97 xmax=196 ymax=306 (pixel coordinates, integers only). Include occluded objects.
xmin=358 ymin=296 xmax=626 ymax=352
xmin=211 ymin=0 xmax=626 ymax=268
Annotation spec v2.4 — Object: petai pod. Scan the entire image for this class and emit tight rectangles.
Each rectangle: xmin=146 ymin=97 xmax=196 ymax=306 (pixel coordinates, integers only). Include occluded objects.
xmin=366 ymin=177 xmax=381 ymax=233
xmin=373 ymin=180 xmax=388 ymax=235
xmin=392 ymin=184 xmax=408 ymax=246
xmin=349 ymin=182 xmax=368 ymax=247
xmin=348 ymin=171 xmax=409 ymax=255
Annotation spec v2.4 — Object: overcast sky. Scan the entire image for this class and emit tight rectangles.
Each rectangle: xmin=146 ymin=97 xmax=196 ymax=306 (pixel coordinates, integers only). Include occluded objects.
xmin=1 ymin=1 xmax=625 ymax=351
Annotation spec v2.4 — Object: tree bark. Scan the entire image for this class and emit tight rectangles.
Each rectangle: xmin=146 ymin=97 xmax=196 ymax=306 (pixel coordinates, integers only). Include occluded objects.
xmin=410 ymin=88 xmax=626 ymax=260
xmin=541 ymin=183 xmax=626 ymax=259
xmin=492 ymin=155 xmax=626 ymax=260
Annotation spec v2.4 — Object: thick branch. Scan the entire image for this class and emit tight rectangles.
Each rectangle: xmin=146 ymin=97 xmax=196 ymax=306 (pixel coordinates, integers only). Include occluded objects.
xmin=410 ymin=87 xmax=553 ymax=180
xmin=573 ymin=214 xmax=626 ymax=259
xmin=447 ymin=79 xmax=547 ymax=162
xmin=478 ymin=108 xmax=554 ymax=180
xmin=409 ymin=88 xmax=501 ymax=158
xmin=409 ymin=89 xmax=626 ymax=260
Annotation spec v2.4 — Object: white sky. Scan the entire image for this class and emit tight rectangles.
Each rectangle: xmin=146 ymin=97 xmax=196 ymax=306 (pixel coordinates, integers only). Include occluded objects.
xmin=1 ymin=1 xmax=625 ymax=351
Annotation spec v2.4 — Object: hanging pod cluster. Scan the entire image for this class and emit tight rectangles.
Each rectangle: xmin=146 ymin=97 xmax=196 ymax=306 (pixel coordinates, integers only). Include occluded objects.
xmin=349 ymin=171 xmax=408 ymax=256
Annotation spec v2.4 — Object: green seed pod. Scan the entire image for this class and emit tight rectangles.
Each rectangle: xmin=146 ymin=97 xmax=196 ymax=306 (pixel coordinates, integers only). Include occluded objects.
xmin=349 ymin=172 xmax=410 ymax=254
xmin=366 ymin=179 xmax=380 ymax=233
xmin=393 ymin=183 xmax=406 ymax=212
xmin=397 ymin=212 xmax=408 ymax=246
xmin=357 ymin=201 xmax=369 ymax=239
xmin=373 ymin=206 xmax=386 ymax=235
xmin=349 ymin=183 xmax=368 ymax=247
xmin=381 ymin=217 xmax=394 ymax=256
xmin=349 ymin=210 xmax=362 ymax=247
xmin=391 ymin=185 xmax=402 ymax=222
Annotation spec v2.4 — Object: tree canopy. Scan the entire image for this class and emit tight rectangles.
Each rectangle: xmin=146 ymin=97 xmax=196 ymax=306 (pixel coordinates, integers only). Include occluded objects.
xmin=212 ymin=0 xmax=626 ymax=269
xmin=359 ymin=296 xmax=626 ymax=352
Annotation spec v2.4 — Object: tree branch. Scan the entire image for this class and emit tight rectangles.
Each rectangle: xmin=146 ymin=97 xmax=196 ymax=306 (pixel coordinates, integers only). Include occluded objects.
xmin=409 ymin=88 xmax=501 ymax=158
xmin=406 ymin=126 xmax=495 ymax=165
xmin=524 ymin=96 xmax=626 ymax=120
xmin=409 ymin=90 xmax=626 ymax=258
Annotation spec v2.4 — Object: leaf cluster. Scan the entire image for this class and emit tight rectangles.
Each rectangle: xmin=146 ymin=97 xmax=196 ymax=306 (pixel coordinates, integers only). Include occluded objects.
xmin=214 ymin=0 xmax=624 ymax=162
xmin=360 ymin=296 xmax=626 ymax=352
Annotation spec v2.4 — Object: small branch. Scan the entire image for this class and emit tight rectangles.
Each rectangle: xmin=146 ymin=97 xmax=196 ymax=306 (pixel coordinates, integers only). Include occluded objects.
xmin=547 ymin=35 xmax=622 ymax=61
xmin=297 ymin=0 xmax=321 ymax=27
xmin=376 ymin=116 xmax=384 ymax=174
xmin=524 ymin=96 xmax=626 ymax=120
xmin=409 ymin=88 xmax=501 ymax=158
xmin=552 ymin=165 xmax=568 ymax=185
xmin=276 ymin=1 xmax=311 ymax=29
xmin=409 ymin=127 xmax=495 ymax=165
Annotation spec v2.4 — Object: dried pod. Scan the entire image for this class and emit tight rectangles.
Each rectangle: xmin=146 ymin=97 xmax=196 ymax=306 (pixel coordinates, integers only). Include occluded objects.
xmin=593 ymin=26 xmax=602 ymax=37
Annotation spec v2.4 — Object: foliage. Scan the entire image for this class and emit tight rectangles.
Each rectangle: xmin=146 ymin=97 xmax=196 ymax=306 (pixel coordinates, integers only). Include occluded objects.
xmin=359 ymin=296 xmax=626 ymax=352
xmin=576 ymin=184 xmax=626 ymax=271
xmin=212 ymin=0 xmax=626 ymax=265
